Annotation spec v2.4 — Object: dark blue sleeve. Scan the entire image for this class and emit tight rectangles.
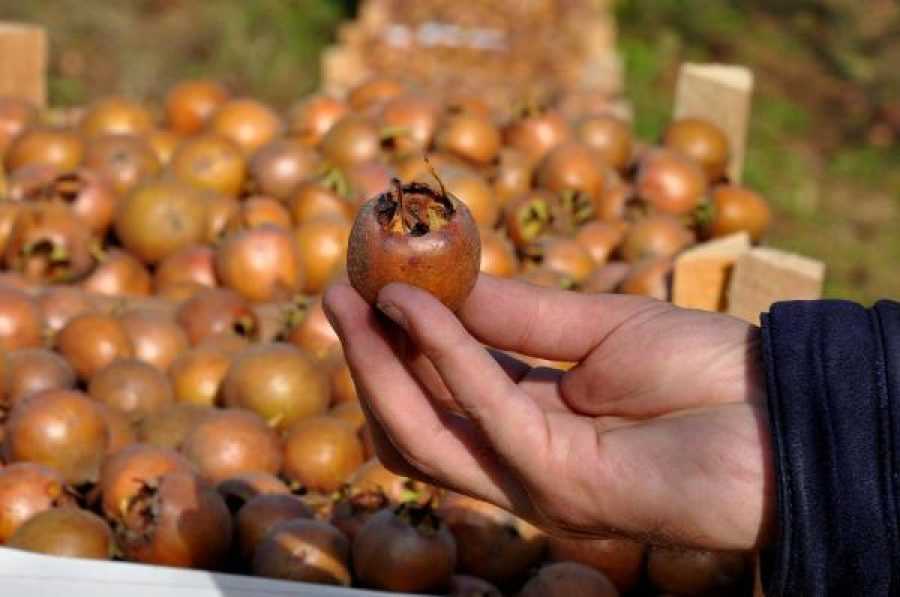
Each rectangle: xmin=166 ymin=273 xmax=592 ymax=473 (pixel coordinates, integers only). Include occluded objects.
xmin=759 ymin=300 xmax=900 ymax=596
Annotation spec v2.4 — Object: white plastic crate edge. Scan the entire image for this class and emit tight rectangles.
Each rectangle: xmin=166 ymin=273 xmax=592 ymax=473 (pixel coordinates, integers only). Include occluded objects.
xmin=0 ymin=546 xmax=428 ymax=597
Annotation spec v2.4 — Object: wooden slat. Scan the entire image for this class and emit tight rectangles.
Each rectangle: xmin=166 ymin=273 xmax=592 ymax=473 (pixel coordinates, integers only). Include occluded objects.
xmin=0 ymin=22 xmax=47 ymax=107
xmin=673 ymin=232 xmax=751 ymax=312
xmin=673 ymin=63 xmax=754 ymax=183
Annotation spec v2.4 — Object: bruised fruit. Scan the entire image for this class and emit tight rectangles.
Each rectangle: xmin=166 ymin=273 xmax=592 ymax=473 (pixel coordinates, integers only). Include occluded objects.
xmin=223 ymin=343 xmax=329 ymax=429
xmin=9 ymin=507 xmax=112 ymax=560
xmin=3 ymin=390 xmax=109 ymax=484
xmin=56 ymin=312 xmax=134 ymax=380
xmin=115 ymin=180 xmax=208 ymax=264
xmin=353 ymin=504 xmax=457 ymax=592
xmin=98 ymin=444 xmax=194 ymax=519
xmin=182 ymin=408 xmax=282 ymax=484
xmin=215 ymin=226 xmax=303 ymax=303
xmin=282 ymin=415 xmax=364 ymax=493
xmin=706 ymin=184 xmax=771 ymax=242
xmin=88 ymin=359 xmax=173 ymax=423
xmin=165 ymin=79 xmax=229 ymax=135
xmin=347 ymin=178 xmax=480 ymax=312
xmin=664 ymin=118 xmax=730 ymax=182
xmin=253 ymin=519 xmax=351 ymax=586
xmin=176 ymin=287 xmax=259 ymax=345
xmin=438 ymin=492 xmax=546 ymax=586
xmin=519 ymin=561 xmax=619 ymax=597
xmin=115 ymin=470 xmax=232 ymax=569
xmin=5 ymin=202 xmax=95 ymax=284
xmin=236 ymin=494 xmax=312 ymax=560
xmin=0 ymin=463 xmax=73 ymax=543
xmin=0 ymin=286 xmax=43 ymax=351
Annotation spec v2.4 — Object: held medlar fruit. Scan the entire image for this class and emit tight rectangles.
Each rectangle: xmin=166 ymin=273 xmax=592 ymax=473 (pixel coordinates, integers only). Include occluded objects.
xmin=252 ymin=519 xmax=351 ymax=586
xmin=347 ymin=178 xmax=481 ymax=312
xmin=9 ymin=507 xmax=113 ymax=560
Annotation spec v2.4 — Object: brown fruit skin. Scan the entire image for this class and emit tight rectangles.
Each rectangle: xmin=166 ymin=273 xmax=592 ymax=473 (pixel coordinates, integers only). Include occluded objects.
xmin=117 ymin=470 xmax=232 ymax=569
xmin=436 ymin=113 xmax=502 ymax=165
xmin=576 ymin=115 xmax=634 ymax=172
xmin=0 ymin=463 xmax=73 ymax=543
xmin=0 ymin=97 xmax=37 ymax=154
xmin=154 ymin=244 xmax=218 ymax=292
xmin=621 ymin=215 xmax=695 ymax=263
xmin=165 ymin=80 xmax=230 ymax=135
xmin=295 ymin=217 xmax=351 ymax=295
xmin=98 ymin=404 xmax=137 ymax=454
xmin=236 ymin=494 xmax=312 ymax=560
xmin=182 ymin=408 xmax=282 ymax=484
xmin=215 ymin=225 xmax=304 ymax=303
xmin=6 ymin=348 xmax=76 ymax=405
xmin=148 ymin=129 xmax=182 ymax=166
xmin=217 ymin=472 xmax=290 ymax=513
xmin=438 ymin=492 xmax=547 ymax=586
xmin=43 ymin=169 xmax=118 ymax=237
xmin=504 ymin=109 xmax=572 ymax=164
xmin=347 ymin=186 xmax=481 ymax=312
xmin=115 ymin=180 xmax=208 ymax=265
xmin=664 ymin=118 xmax=730 ymax=182
xmin=9 ymin=507 xmax=113 ymax=560
xmin=249 ymin=139 xmax=321 ymax=200
xmin=3 ymin=390 xmax=109 ymax=484
xmin=635 ymin=149 xmax=708 ymax=216
xmin=288 ymin=95 xmax=349 ymax=146
xmin=491 ymin=148 xmax=534 ymax=207
xmin=647 ymin=547 xmax=748 ymax=595
xmin=0 ymin=286 xmax=43 ymax=351
xmin=581 ymin=261 xmax=630 ymax=294
xmin=537 ymin=142 xmax=606 ymax=200
xmin=328 ymin=357 xmax=358 ymax=406
xmin=223 ymin=343 xmax=329 ymax=430
xmin=288 ymin=182 xmax=354 ymax=225
xmin=353 ymin=506 xmax=458 ymax=592
xmin=282 ymin=416 xmax=365 ymax=493
xmin=503 ymin=190 xmax=557 ymax=250
xmin=88 ymin=359 xmax=174 ymax=423
xmin=519 ymin=561 xmax=620 ymax=597
xmin=137 ymin=404 xmax=212 ymax=452
xmin=349 ymin=78 xmax=406 ymax=112
xmin=238 ymin=196 xmax=292 ymax=230
xmin=81 ymin=249 xmax=152 ymax=297
xmin=98 ymin=443 xmax=195 ymax=520
xmin=448 ymin=574 xmax=502 ymax=597
xmin=0 ymin=202 xmax=24 ymax=257
xmin=83 ymin=133 xmax=161 ymax=196
xmin=620 ymin=257 xmax=674 ymax=301
xmin=706 ymin=184 xmax=772 ymax=242
xmin=36 ymin=286 xmax=92 ymax=337
xmin=285 ymin=297 xmax=341 ymax=360
xmin=518 ymin=266 xmax=574 ymax=290
xmin=444 ymin=170 xmax=500 ymax=229
xmin=209 ymin=97 xmax=283 ymax=156
xmin=346 ymin=160 xmax=395 ymax=207
xmin=4 ymin=202 xmax=96 ymax=284
xmin=80 ymin=96 xmax=154 ymax=138
xmin=5 ymin=128 xmax=84 ymax=172
xmin=348 ymin=459 xmax=438 ymax=505
xmin=56 ymin=312 xmax=134 ymax=381
xmin=253 ymin=519 xmax=351 ymax=586
xmin=170 ymin=133 xmax=246 ymax=198
xmin=479 ymin=229 xmax=518 ymax=278
xmin=120 ymin=308 xmax=190 ymax=372
xmin=380 ymin=94 xmax=441 ymax=155
xmin=539 ymin=237 xmax=597 ymax=285
xmin=547 ymin=537 xmax=646 ymax=593
xmin=575 ymin=220 xmax=627 ymax=266
xmin=321 ymin=116 xmax=381 ymax=167
xmin=176 ymin=288 xmax=259 ymax=345
xmin=168 ymin=346 xmax=231 ymax=406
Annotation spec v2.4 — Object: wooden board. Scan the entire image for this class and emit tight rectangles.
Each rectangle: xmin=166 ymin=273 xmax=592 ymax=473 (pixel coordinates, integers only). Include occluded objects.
xmin=672 ymin=232 xmax=751 ymax=312
xmin=673 ymin=63 xmax=754 ymax=183
xmin=0 ymin=22 xmax=47 ymax=107
xmin=727 ymin=247 xmax=826 ymax=325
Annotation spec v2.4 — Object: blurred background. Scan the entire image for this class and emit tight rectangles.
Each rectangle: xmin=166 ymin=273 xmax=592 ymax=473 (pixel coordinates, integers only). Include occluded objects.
xmin=1 ymin=0 xmax=896 ymax=303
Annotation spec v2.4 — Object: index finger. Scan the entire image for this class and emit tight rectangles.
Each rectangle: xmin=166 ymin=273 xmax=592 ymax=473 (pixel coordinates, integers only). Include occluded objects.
xmin=458 ymin=275 xmax=659 ymax=362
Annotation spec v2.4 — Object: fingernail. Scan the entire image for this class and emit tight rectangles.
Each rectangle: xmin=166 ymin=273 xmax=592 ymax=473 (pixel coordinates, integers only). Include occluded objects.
xmin=376 ymin=301 xmax=408 ymax=331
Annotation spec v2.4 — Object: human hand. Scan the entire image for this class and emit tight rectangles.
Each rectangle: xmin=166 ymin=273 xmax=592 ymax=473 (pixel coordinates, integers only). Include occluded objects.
xmin=323 ymin=275 xmax=774 ymax=551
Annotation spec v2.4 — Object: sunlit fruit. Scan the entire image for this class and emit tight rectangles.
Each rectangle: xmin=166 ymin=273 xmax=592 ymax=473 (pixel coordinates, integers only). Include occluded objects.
xmin=55 ymin=311 xmax=134 ymax=380
xmin=170 ymin=133 xmax=246 ymax=198
xmin=288 ymin=181 xmax=354 ymax=225
xmin=248 ymin=138 xmax=320 ymax=201
xmin=287 ymin=94 xmax=349 ymax=146
xmin=348 ymin=78 xmax=406 ymax=112
xmin=295 ymin=216 xmax=351 ymax=295
xmin=165 ymin=79 xmax=230 ymax=135
xmin=0 ymin=286 xmax=43 ymax=351
xmin=284 ymin=297 xmax=341 ymax=360
xmin=209 ymin=97 xmax=283 ymax=156
xmin=9 ymin=507 xmax=113 ymax=560
xmin=635 ymin=149 xmax=708 ymax=216
xmin=0 ymin=97 xmax=37 ymax=155
xmin=176 ymin=287 xmax=259 ymax=345
xmin=380 ymin=94 xmax=441 ymax=155
xmin=0 ymin=463 xmax=73 ymax=543
xmin=222 ymin=343 xmax=329 ymax=430
xmin=575 ymin=220 xmax=626 ymax=266
xmin=168 ymin=346 xmax=231 ymax=407
xmin=490 ymin=148 xmax=533 ymax=207
xmin=537 ymin=142 xmax=606 ymax=199
xmin=664 ymin=118 xmax=730 ymax=182
xmin=576 ymin=115 xmax=633 ymax=172
xmin=154 ymin=244 xmax=217 ymax=292
xmin=529 ymin=236 xmax=596 ymax=285
xmin=347 ymin=179 xmax=481 ymax=312
xmin=88 ymin=358 xmax=173 ymax=423
xmin=619 ymin=257 xmax=674 ymax=301
xmin=436 ymin=113 xmax=501 ymax=165
xmin=215 ymin=225 xmax=303 ymax=302
xmin=321 ymin=116 xmax=381 ymax=167
xmin=3 ymin=389 xmax=109 ymax=484
xmin=6 ymin=348 xmax=76 ymax=406
xmin=42 ymin=169 xmax=118 ymax=237
xmin=5 ymin=202 xmax=95 ymax=284
xmin=98 ymin=443 xmax=194 ymax=520
xmin=137 ymin=404 xmax=212 ymax=452
xmin=80 ymin=96 xmax=154 ymax=138
xmin=81 ymin=249 xmax=152 ymax=297
xmin=504 ymin=107 xmax=572 ymax=164
xmin=119 ymin=308 xmax=189 ymax=372
xmin=5 ymin=128 xmax=84 ymax=172
xmin=83 ymin=133 xmax=161 ymax=196
xmin=282 ymin=415 xmax=364 ymax=493
xmin=620 ymin=215 xmax=694 ymax=263
xmin=705 ymin=184 xmax=772 ymax=242
xmin=443 ymin=169 xmax=500 ymax=229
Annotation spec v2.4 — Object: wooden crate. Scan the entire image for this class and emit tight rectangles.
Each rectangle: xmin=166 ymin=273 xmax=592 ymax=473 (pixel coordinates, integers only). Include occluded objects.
xmin=0 ymin=22 xmax=47 ymax=107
